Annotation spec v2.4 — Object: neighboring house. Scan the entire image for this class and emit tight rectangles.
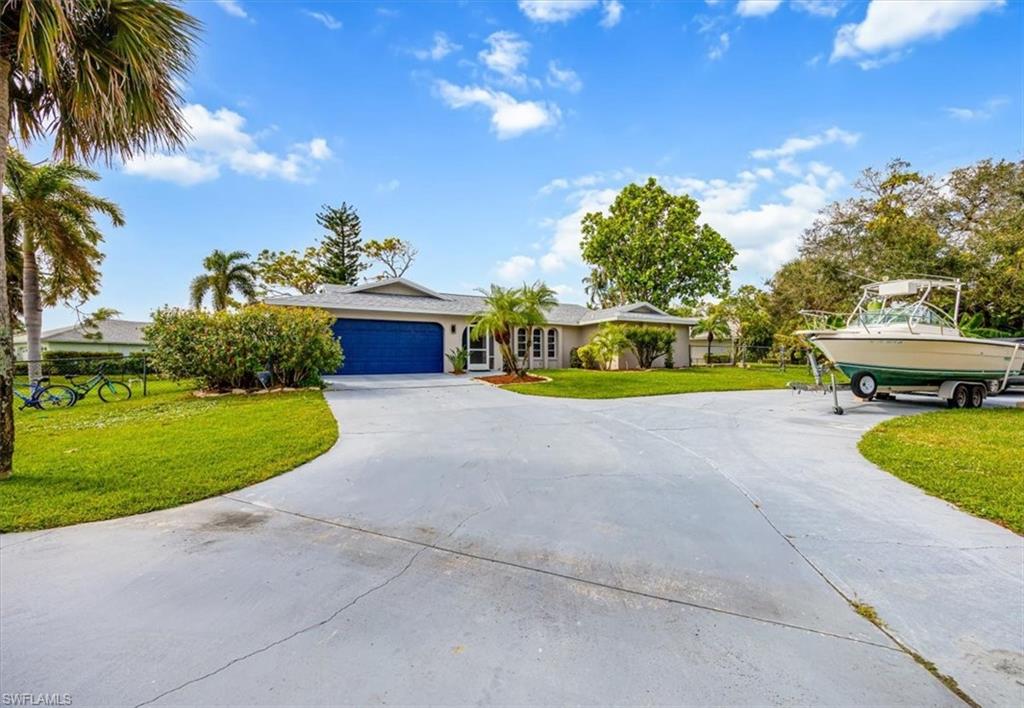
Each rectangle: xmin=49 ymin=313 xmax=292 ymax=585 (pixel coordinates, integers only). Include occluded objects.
xmin=689 ymin=336 xmax=735 ymax=364
xmin=14 ymin=320 xmax=150 ymax=360
xmin=266 ymin=277 xmax=696 ymax=375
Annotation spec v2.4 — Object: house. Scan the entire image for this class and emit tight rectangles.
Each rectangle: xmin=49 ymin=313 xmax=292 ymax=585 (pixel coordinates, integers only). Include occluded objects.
xmin=14 ymin=320 xmax=150 ymax=361
xmin=266 ymin=277 xmax=697 ymax=375
xmin=689 ymin=336 xmax=735 ymax=364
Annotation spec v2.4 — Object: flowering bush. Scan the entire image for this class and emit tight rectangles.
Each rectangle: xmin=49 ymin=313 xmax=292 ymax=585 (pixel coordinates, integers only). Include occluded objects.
xmin=146 ymin=305 xmax=343 ymax=389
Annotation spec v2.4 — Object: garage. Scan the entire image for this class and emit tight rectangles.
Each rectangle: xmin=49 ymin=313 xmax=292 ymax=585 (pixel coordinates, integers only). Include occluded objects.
xmin=332 ymin=319 xmax=444 ymax=375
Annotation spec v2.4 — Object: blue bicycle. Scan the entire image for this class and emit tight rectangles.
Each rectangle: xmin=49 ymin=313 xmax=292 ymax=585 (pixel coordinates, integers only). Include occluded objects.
xmin=14 ymin=378 xmax=78 ymax=411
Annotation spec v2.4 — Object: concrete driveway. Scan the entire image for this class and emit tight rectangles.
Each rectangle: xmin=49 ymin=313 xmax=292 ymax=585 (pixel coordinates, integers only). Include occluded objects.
xmin=2 ymin=376 xmax=1020 ymax=706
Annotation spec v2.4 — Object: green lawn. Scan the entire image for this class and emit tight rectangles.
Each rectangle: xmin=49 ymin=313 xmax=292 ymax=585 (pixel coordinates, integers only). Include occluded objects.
xmin=859 ymin=409 xmax=1023 ymax=534
xmin=1 ymin=380 xmax=338 ymax=532
xmin=503 ymin=365 xmax=820 ymax=399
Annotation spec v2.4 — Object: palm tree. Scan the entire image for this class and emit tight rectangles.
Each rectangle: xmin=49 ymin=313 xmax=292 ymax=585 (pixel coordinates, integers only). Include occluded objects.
xmin=190 ymin=250 xmax=257 ymax=312
xmin=693 ymin=304 xmax=732 ymax=365
xmin=0 ymin=0 xmax=199 ymax=478
xmin=4 ymin=150 xmax=124 ymax=381
xmin=471 ymin=282 xmax=557 ymax=377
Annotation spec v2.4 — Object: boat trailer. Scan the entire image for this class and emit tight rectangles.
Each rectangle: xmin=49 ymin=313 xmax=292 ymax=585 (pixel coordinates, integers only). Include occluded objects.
xmin=787 ymin=346 xmax=1022 ymax=415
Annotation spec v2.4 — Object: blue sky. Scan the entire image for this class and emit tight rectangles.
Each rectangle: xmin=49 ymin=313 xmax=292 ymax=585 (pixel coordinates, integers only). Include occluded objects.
xmin=37 ymin=0 xmax=1021 ymax=328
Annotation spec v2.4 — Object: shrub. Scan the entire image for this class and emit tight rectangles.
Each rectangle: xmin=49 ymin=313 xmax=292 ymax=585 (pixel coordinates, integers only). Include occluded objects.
xmin=588 ymin=324 xmax=630 ymax=370
xmin=576 ymin=343 xmax=601 ymax=370
xmin=704 ymin=353 xmax=732 ymax=364
xmin=569 ymin=347 xmax=583 ymax=368
xmin=146 ymin=305 xmax=343 ymax=390
xmin=624 ymin=325 xmax=675 ymax=369
xmin=446 ymin=346 xmax=468 ymax=374
xmin=665 ymin=347 xmax=674 ymax=369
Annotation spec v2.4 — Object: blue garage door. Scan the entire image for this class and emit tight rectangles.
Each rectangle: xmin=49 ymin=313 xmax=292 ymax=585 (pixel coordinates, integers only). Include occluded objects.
xmin=332 ymin=319 xmax=443 ymax=375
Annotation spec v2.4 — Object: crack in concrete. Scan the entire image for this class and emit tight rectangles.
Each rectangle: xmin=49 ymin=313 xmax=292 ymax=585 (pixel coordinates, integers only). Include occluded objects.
xmin=132 ymin=505 xmax=488 ymax=708
xmin=222 ymin=495 xmax=902 ymax=653
xmin=789 ymin=534 xmax=1021 ymax=551
xmin=582 ymin=405 xmax=978 ymax=707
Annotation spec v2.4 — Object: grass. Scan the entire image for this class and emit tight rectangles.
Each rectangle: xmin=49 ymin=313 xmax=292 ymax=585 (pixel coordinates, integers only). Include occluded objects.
xmin=1 ymin=379 xmax=338 ymax=532
xmin=859 ymin=408 xmax=1023 ymax=535
xmin=503 ymin=364 xmax=821 ymax=399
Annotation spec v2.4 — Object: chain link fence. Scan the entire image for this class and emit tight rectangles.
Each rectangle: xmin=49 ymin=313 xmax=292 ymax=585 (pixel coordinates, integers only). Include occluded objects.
xmin=15 ymin=354 xmax=152 ymax=396
xmin=689 ymin=344 xmax=812 ymax=369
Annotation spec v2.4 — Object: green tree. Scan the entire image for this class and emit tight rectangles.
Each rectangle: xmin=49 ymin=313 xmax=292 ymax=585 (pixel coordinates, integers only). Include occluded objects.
xmin=255 ymin=246 xmax=324 ymax=295
xmin=190 ymin=250 xmax=257 ymax=312
xmin=316 ymin=202 xmax=366 ymax=285
xmin=4 ymin=150 xmax=125 ymax=381
xmin=623 ymin=325 xmax=676 ymax=369
xmin=364 ymin=237 xmax=417 ymax=279
xmin=580 ymin=177 xmax=736 ymax=310
xmin=692 ymin=304 xmax=731 ymax=365
xmin=0 ymin=0 xmax=198 ymax=478
xmin=724 ymin=285 xmax=775 ymax=361
xmin=471 ymin=281 xmax=557 ymax=377
xmin=587 ymin=323 xmax=630 ymax=370
xmin=938 ymin=159 xmax=1024 ymax=333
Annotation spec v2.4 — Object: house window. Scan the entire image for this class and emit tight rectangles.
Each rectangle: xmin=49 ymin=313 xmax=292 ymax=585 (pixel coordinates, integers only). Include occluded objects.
xmin=532 ymin=328 xmax=542 ymax=359
xmin=516 ymin=328 xmax=527 ymax=357
xmin=547 ymin=328 xmax=558 ymax=361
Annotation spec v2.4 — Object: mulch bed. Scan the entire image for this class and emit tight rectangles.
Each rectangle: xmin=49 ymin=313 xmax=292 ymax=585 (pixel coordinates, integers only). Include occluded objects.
xmin=476 ymin=374 xmax=548 ymax=385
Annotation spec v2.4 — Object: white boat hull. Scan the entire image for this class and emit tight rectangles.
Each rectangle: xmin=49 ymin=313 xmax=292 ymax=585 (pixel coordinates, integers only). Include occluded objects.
xmin=808 ymin=333 xmax=1023 ymax=386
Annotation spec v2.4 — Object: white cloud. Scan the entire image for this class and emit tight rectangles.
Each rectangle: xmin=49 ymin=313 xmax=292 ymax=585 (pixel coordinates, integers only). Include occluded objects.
xmin=792 ymin=0 xmax=843 ymax=18
xmin=303 ymin=10 xmax=342 ymax=30
xmin=522 ymin=156 xmax=852 ymax=287
xmin=435 ymin=81 xmax=561 ymax=139
xmin=855 ymin=51 xmax=905 ymax=70
xmin=305 ymin=137 xmax=333 ymax=160
xmin=496 ymin=255 xmax=537 ymax=281
xmin=122 ymin=103 xmax=331 ymax=185
xmin=600 ymin=0 xmax=624 ymax=27
xmin=736 ymin=0 xmax=783 ymax=17
xmin=708 ymin=32 xmax=730 ymax=61
xmin=750 ymin=126 xmax=860 ymax=159
xmin=123 ymin=154 xmax=219 ymax=186
xmin=945 ymin=96 xmax=1009 ymax=121
xmin=831 ymin=0 xmax=1004 ymax=65
xmin=413 ymin=32 xmax=461 ymax=61
xmin=479 ymin=31 xmax=531 ymax=87
xmin=551 ymin=283 xmax=576 ymax=297
xmin=215 ymin=0 xmax=248 ymax=19
xmin=546 ymin=61 xmax=583 ymax=93
xmin=518 ymin=0 xmax=598 ymax=23
xmin=377 ymin=179 xmax=401 ymax=192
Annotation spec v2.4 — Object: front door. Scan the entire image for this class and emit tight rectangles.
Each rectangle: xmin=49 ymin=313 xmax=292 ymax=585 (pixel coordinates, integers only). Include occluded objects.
xmin=466 ymin=325 xmax=492 ymax=371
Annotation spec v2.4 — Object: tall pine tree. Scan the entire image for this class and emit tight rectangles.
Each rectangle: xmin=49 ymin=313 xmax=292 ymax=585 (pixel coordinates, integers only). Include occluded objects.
xmin=316 ymin=202 xmax=366 ymax=285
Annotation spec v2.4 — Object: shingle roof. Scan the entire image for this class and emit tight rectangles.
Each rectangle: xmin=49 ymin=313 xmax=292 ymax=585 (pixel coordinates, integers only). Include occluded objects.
xmin=265 ymin=279 xmax=696 ymax=326
xmin=15 ymin=319 xmax=150 ymax=346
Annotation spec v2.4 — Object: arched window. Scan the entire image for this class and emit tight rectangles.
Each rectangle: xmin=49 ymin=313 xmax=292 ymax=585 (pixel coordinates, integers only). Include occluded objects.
xmin=532 ymin=328 xmax=542 ymax=360
xmin=516 ymin=328 xmax=527 ymax=357
xmin=547 ymin=328 xmax=558 ymax=362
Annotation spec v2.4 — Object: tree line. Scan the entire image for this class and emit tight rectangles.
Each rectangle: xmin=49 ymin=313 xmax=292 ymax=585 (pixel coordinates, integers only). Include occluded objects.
xmin=190 ymin=202 xmax=418 ymax=310
xmin=575 ymin=160 xmax=1024 ymax=362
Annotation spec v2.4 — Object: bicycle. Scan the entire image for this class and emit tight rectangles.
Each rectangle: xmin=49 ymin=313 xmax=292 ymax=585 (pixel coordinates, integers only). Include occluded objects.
xmin=65 ymin=366 xmax=133 ymax=403
xmin=14 ymin=378 xmax=78 ymax=411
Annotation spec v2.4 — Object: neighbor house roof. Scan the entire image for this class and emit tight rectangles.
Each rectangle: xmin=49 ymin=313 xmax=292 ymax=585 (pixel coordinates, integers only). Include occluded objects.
xmin=265 ymin=278 xmax=697 ymax=327
xmin=14 ymin=319 xmax=150 ymax=346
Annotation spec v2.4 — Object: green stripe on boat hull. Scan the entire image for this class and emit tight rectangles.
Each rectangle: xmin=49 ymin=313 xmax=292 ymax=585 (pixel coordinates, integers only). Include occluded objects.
xmin=836 ymin=363 xmax=1010 ymax=386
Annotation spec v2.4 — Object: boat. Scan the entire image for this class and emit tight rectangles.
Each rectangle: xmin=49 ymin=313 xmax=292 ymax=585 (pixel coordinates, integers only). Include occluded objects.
xmin=797 ymin=278 xmax=1023 ymax=404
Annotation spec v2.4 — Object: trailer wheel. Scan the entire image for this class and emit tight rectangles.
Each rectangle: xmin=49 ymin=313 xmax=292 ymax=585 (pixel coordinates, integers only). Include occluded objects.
xmin=850 ymin=371 xmax=877 ymax=400
xmin=967 ymin=385 xmax=985 ymax=409
xmin=949 ymin=383 xmax=970 ymax=409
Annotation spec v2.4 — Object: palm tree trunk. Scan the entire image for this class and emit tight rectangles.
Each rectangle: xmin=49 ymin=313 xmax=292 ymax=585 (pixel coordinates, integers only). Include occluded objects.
xmin=0 ymin=58 xmax=15 ymax=479
xmin=706 ymin=333 xmax=713 ymax=364
xmin=22 ymin=239 xmax=43 ymax=382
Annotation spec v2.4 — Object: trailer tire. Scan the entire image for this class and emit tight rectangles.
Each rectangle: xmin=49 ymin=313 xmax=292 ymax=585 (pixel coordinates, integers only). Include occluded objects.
xmin=850 ymin=371 xmax=877 ymax=400
xmin=949 ymin=383 xmax=970 ymax=409
xmin=967 ymin=385 xmax=985 ymax=409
